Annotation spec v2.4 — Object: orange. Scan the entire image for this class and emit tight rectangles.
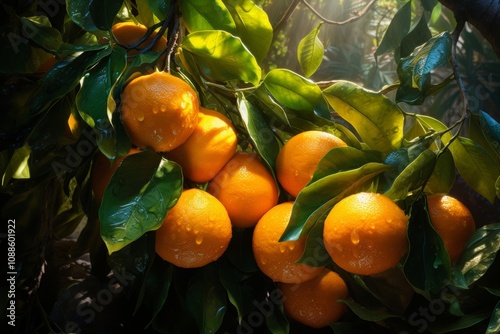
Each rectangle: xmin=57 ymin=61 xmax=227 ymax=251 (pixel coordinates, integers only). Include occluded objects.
xmin=323 ymin=192 xmax=408 ymax=276
xmin=155 ymin=188 xmax=232 ymax=268
xmin=91 ymin=148 xmax=141 ymax=203
xmin=112 ymin=22 xmax=168 ymax=57
xmin=207 ymin=151 xmax=279 ymax=228
xmin=252 ymin=202 xmax=324 ymax=283
xmin=278 ymin=269 xmax=349 ymax=328
xmin=427 ymin=194 xmax=476 ymax=262
xmin=276 ymin=130 xmax=347 ymax=198
xmin=168 ymin=107 xmax=237 ymax=183
xmin=120 ymin=71 xmax=199 ymax=152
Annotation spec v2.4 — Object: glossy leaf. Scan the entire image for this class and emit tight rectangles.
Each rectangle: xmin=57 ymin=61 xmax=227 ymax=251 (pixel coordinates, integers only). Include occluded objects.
xmin=67 ymin=0 xmax=98 ymax=31
xmin=265 ymin=303 xmax=289 ymax=334
xmin=180 ymin=0 xmax=236 ymax=33
xmin=90 ymin=0 xmax=124 ymax=30
xmin=424 ymin=149 xmax=455 ymax=194
xmin=222 ymin=0 xmax=273 ymax=63
xmin=385 ymin=149 xmax=437 ymax=202
xmin=375 ymin=0 xmax=411 ymax=57
xmin=298 ymin=218 xmax=332 ymax=267
xmin=342 ymin=299 xmax=398 ymax=322
xmin=263 ymin=69 xmax=322 ymax=112
xmin=180 ymin=30 xmax=261 ymax=86
xmin=297 ymin=22 xmax=324 ymax=78
xmin=99 ymin=150 xmax=183 ymax=254
xmin=456 ymin=224 xmax=500 ymax=286
xmin=186 ymin=265 xmax=227 ymax=334
xmin=449 ymin=136 xmax=499 ymax=203
xmin=250 ymin=87 xmax=290 ymax=128
xmin=2 ymin=143 xmax=31 ymax=185
xmin=480 ymin=110 xmax=500 ymax=159
xmin=237 ymin=95 xmax=280 ymax=172
xmin=487 ymin=301 xmax=500 ymax=334
xmin=420 ymin=0 xmax=438 ymax=11
xmin=396 ymin=32 xmax=452 ymax=104
xmin=399 ymin=14 xmax=432 ymax=59
xmin=323 ymin=81 xmax=404 ymax=154
xmin=145 ymin=0 xmax=173 ymax=21
xmin=404 ymin=196 xmax=451 ymax=294
xmin=281 ymin=162 xmax=391 ymax=241
xmin=20 ymin=16 xmax=63 ymax=53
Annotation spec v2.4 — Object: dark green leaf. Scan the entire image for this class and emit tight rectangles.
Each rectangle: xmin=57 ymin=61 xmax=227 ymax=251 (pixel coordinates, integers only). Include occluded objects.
xmin=420 ymin=0 xmax=438 ymax=11
xmin=341 ymin=299 xmax=399 ymax=322
xmin=427 ymin=310 xmax=492 ymax=333
xmin=449 ymin=136 xmax=499 ymax=203
xmin=404 ymin=196 xmax=451 ymax=294
xmin=487 ymin=300 xmax=500 ymax=334
xmin=425 ymin=149 xmax=455 ymax=194
xmin=180 ymin=30 xmax=261 ymax=86
xmin=297 ymin=22 xmax=324 ymax=78
xmin=263 ymin=69 xmax=322 ymax=112
xmin=90 ymin=0 xmax=124 ymax=30
xmin=281 ymin=162 xmax=391 ymax=241
xmin=250 ymin=87 xmax=290 ymax=128
xmin=456 ymin=224 xmax=500 ymax=286
xmin=20 ymin=16 xmax=63 ymax=53
xmin=99 ymin=150 xmax=183 ymax=254
xmin=396 ymin=32 xmax=452 ymax=104
xmin=222 ymin=0 xmax=273 ymax=63
xmin=399 ymin=14 xmax=432 ymax=59
xmin=375 ymin=1 xmax=412 ymax=57
xmin=497 ymin=175 xmax=500 ymax=199
xmin=186 ymin=265 xmax=227 ymax=334
xmin=297 ymin=218 xmax=332 ymax=267
xmin=384 ymin=149 xmax=437 ymax=202
xmin=480 ymin=110 xmax=500 ymax=159
xmin=224 ymin=228 xmax=259 ymax=273
xmin=145 ymin=0 xmax=173 ymax=20
xmin=237 ymin=95 xmax=280 ymax=172
xmin=67 ymin=0 xmax=98 ymax=31
xmin=265 ymin=303 xmax=289 ymax=334
xmin=180 ymin=0 xmax=236 ymax=33
xmin=2 ymin=143 xmax=31 ymax=185
xmin=322 ymin=81 xmax=404 ymax=154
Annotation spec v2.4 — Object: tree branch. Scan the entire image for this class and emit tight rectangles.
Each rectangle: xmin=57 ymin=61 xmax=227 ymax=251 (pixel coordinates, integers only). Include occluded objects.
xmin=301 ymin=0 xmax=378 ymax=25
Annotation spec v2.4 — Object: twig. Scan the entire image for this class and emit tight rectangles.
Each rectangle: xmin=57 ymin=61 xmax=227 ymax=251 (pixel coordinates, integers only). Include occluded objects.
xmin=301 ymin=0 xmax=378 ymax=25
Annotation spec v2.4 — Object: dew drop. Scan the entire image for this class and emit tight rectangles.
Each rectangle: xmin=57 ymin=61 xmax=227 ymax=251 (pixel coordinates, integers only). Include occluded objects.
xmin=279 ymin=243 xmax=287 ymax=253
xmin=195 ymin=235 xmax=204 ymax=245
xmin=160 ymin=105 xmax=167 ymax=112
xmin=186 ymin=225 xmax=192 ymax=232
xmin=350 ymin=230 xmax=360 ymax=245
xmin=287 ymin=243 xmax=296 ymax=251
xmin=136 ymin=113 xmax=145 ymax=121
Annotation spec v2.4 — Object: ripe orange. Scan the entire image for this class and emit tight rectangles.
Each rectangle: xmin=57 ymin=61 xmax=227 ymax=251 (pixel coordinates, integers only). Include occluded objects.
xmin=323 ymin=192 xmax=408 ymax=276
xmin=427 ymin=194 xmax=476 ymax=262
xmin=252 ymin=202 xmax=324 ymax=283
xmin=207 ymin=151 xmax=279 ymax=228
xmin=112 ymin=22 xmax=168 ymax=57
xmin=278 ymin=269 xmax=349 ymax=328
xmin=155 ymin=188 xmax=232 ymax=268
xmin=91 ymin=148 xmax=141 ymax=203
xmin=120 ymin=71 xmax=199 ymax=152
xmin=168 ymin=107 xmax=237 ymax=183
xmin=276 ymin=130 xmax=347 ymax=198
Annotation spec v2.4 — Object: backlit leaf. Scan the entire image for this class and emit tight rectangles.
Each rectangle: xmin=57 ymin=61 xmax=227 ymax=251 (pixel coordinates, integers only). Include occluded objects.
xmin=180 ymin=0 xmax=236 ymax=33
xmin=322 ymin=81 xmax=404 ymax=154
xmin=297 ymin=22 xmax=324 ymax=78
xmin=375 ymin=0 xmax=411 ymax=57
xmin=424 ymin=149 xmax=455 ymax=194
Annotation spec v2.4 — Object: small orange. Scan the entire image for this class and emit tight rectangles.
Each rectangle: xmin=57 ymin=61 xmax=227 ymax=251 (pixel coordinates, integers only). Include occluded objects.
xmin=252 ymin=202 xmax=324 ymax=283
xmin=278 ymin=269 xmax=349 ymax=328
xmin=120 ymin=71 xmax=199 ymax=152
xmin=91 ymin=148 xmax=141 ymax=203
xmin=112 ymin=22 xmax=167 ymax=57
xmin=323 ymin=192 xmax=408 ymax=276
xmin=427 ymin=194 xmax=476 ymax=262
xmin=168 ymin=107 xmax=237 ymax=183
xmin=207 ymin=151 xmax=279 ymax=228
xmin=276 ymin=130 xmax=347 ymax=198
xmin=155 ymin=188 xmax=232 ymax=268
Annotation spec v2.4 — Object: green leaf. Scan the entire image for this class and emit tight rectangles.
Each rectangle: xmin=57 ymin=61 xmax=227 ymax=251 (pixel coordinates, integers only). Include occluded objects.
xmin=1 ymin=143 xmax=31 ymax=185
xmin=342 ymin=299 xmax=399 ymax=322
xmin=263 ymin=69 xmax=322 ymax=112
xmin=322 ymin=81 xmax=404 ymax=154
xmin=298 ymin=218 xmax=332 ymax=267
xmin=420 ymin=0 xmax=438 ymax=11
xmin=281 ymin=162 xmax=391 ymax=241
xmin=30 ymin=47 xmax=111 ymax=116
xmin=403 ymin=196 xmax=451 ymax=294
xmin=186 ymin=265 xmax=227 ymax=334
xmin=396 ymin=32 xmax=452 ymax=104
xmin=99 ymin=150 xmax=183 ymax=254
xmin=427 ymin=310 xmax=492 ymax=333
xmin=224 ymin=228 xmax=259 ymax=273
xmin=425 ymin=149 xmax=455 ymax=194
xmin=449 ymin=136 xmax=499 ymax=203
xmin=456 ymin=224 xmax=500 ymax=286
xmin=67 ymin=0 xmax=98 ymax=31
xmin=90 ymin=0 xmax=124 ymax=30
xmin=237 ymin=95 xmax=280 ymax=172
xmin=497 ymin=175 xmax=500 ymax=199
xmin=76 ymin=48 xmax=127 ymax=159
xmin=180 ymin=30 xmax=261 ymax=86
xmin=297 ymin=22 xmax=324 ymax=78
xmin=384 ymin=149 xmax=437 ymax=202
xmin=399 ymin=14 xmax=432 ymax=59
xmin=487 ymin=300 xmax=500 ymax=334
xmin=250 ymin=87 xmax=289 ymax=128
xmin=222 ymin=0 xmax=273 ymax=63
xmin=146 ymin=0 xmax=173 ymax=21
xmin=265 ymin=303 xmax=289 ymax=334
xmin=180 ymin=0 xmax=236 ymax=33
xmin=375 ymin=0 xmax=412 ymax=57
xmin=20 ymin=16 xmax=63 ymax=53
xmin=480 ymin=110 xmax=500 ymax=159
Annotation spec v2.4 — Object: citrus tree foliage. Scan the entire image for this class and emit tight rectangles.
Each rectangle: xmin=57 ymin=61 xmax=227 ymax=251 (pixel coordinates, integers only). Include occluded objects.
xmin=1 ymin=0 xmax=500 ymax=333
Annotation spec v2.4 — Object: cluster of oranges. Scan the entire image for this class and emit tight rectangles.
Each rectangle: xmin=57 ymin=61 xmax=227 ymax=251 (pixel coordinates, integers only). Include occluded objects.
xmin=90 ymin=22 xmax=478 ymax=330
